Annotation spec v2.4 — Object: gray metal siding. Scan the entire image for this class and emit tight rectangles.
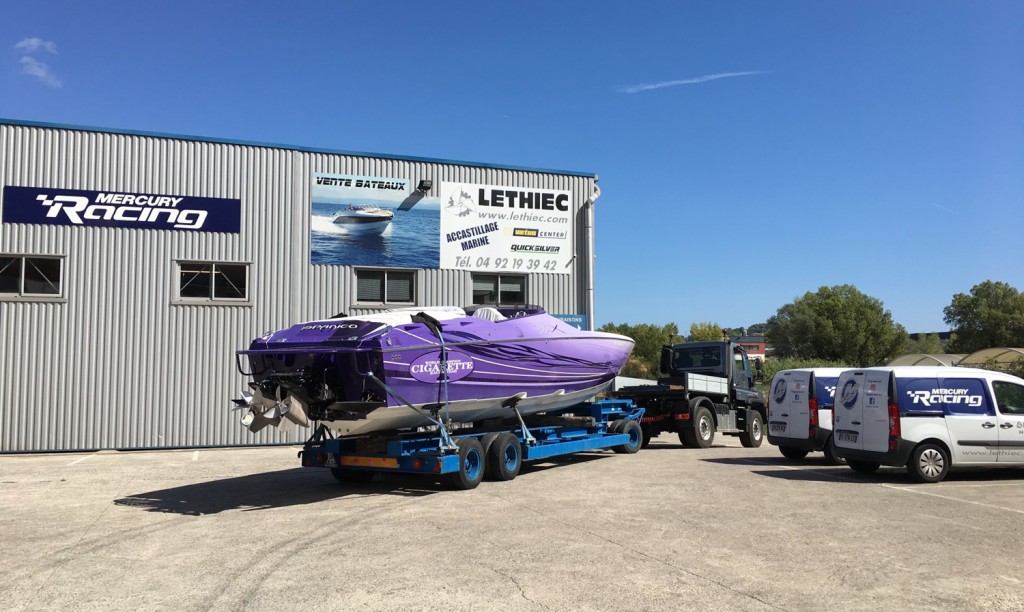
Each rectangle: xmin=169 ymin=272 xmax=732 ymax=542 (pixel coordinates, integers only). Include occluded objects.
xmin=0 ymin=123 xmax=594 ymax=452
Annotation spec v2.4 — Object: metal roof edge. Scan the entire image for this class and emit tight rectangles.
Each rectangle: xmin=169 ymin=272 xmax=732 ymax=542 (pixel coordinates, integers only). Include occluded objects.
xmin=0 ymin=117 xmax=597 ymax=179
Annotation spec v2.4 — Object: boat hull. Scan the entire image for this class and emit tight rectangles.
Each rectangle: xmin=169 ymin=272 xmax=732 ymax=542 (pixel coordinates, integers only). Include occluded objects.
xmin=235 ymin=308 xmax=635 ymax=437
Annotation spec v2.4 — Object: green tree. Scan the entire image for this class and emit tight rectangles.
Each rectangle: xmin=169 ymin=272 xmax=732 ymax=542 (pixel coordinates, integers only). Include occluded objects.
xmin=905 ymin=333 xmax=945 ymax=354
xmin=599 ymin=322 xmax=679 ymax=378
xmin=943 ymin=281 xmax=1024 ymax=353
xmin=688 ymin=321 xmax=725 ymax=342
xmin=765 ymin=285 xmax=908 ymax=367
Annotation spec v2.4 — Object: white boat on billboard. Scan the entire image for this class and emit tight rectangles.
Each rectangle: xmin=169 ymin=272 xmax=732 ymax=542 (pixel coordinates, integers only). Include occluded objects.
xmin=331 ymin=204 xmax=395 ymax=234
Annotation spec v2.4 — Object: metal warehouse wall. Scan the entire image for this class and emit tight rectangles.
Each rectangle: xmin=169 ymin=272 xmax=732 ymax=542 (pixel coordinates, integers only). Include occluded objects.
xmin=0 ymin=122 xmax=597 ymax=452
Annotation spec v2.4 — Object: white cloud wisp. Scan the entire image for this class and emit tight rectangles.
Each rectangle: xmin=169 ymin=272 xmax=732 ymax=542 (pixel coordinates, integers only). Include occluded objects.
xmin=14 ymin=37 xmax=62 ymax=88
xmin=15 ymin=37 xmax=58 ymax=54
xmin=619 ymin=71 xmax=768 ymax=94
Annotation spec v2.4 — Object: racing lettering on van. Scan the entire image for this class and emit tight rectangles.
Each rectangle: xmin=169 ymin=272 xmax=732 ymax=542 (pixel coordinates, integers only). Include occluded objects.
xmin=824 ymin=385 xmax=836 ymax=398
xmin=907 ymin=389 xmax=984 ymax=408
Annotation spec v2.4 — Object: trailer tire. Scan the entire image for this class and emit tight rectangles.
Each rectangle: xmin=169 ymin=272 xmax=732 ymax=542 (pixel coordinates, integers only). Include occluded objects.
xmin=739 ymin=411 xmax=763 ymax=448
xmin=444 ymin=438 xmax=486 ymax=490
xmin=487 ymin=433 xmax=522 ymax=481
xmin=609 ymin=419 xmax=627 ymax=434
xmin=691 ymin=407 xmax=715 ymax=449
xmin=614 ymin=420 xmax=643 ymax=454
xmin=779 ymin=446 xmax=809 ymax=461
xmin=480 ymin=432 xmax=500 ymax=459
xmin=331 ymin=468 xmax=375 ymax=484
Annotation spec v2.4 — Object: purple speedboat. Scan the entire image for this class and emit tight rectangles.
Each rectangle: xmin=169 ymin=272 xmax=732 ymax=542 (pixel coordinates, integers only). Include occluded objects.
xmin=234 ymin=306 xmax=635 ymax=437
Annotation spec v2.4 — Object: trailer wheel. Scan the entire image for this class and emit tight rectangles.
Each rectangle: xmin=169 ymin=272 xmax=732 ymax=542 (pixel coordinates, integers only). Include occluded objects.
xmin=739 ymin=411 xmax=763 ymax=448
xmin=779 ymin=446 xmax=809 ymax=461
xmin=613 ymin=421 xmax=643 ymax=454
xmin=445 ymin=438 xmax=485 ymax=490
xmin=480 ymin=432 xmax=500 ymax=459
xmin=690 ymin=407 xmax=715 ymax=449
xmin=608 ymin=419 xmax=626 ymax=434
xmin=487 ymin=433 xmax=522 ymax=481
xmin=847 ymin=459 xmax=881 ymax=474
xmin=822 ymin=436 xmax=845 ymax=465
xmin=331 ymin=468 xmax=375 ymax=484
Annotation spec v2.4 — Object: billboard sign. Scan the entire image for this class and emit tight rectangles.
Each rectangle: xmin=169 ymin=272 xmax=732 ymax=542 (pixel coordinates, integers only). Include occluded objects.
xmin=310 ymin=173 xmax=440 ymax=267
xmin=2 ymin=186 xmax=241 ymax=233
xmin=439 ymin=182 xmax=573 ymax=274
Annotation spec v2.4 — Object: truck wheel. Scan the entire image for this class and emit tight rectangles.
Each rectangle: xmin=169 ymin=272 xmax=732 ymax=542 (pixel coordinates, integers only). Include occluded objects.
xmin=444 ymin=438 xmax=485 ymax=490
xmin=692 ymin=407 xmax=715 ymax=449
xmin=779 ymin=446 xmax=808 ymax=461
xmin=739 ymin=411 xmax=763 ymax=448
xmin=331 ymin=468 xmax=375 ymax=484
xmin=822 ymin=436 xmax=845 ymax=465
xmin=847 ymin=459 xmax=880 ymax=474
xmin=487 ymin=433 xmax=522 ymax=481
xmin=613 ymin=421 xmax=643 ymax=454
xmin=907 ymin=443 xmax=949 ymax=483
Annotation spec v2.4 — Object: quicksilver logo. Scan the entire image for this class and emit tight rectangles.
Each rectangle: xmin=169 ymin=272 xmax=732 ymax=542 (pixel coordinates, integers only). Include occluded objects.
xmin=38 ymin=193 xmax=208 ymax=229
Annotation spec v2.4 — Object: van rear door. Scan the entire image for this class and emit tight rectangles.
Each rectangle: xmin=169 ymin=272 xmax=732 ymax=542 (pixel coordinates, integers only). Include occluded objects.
xmin=860 ymin=370 xmax=892 ymax=453
xmin=834 ymin=370 xmax=892 ymax=452
xmin=769 ymin=370 xmax=811 ymax=439
xmin=833 ymin=371 xmax=865 ymax=450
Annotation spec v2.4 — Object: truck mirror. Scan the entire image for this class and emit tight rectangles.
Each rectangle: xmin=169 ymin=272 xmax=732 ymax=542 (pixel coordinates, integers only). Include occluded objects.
xmin=660 ymin=346 xmax=672 ymax=374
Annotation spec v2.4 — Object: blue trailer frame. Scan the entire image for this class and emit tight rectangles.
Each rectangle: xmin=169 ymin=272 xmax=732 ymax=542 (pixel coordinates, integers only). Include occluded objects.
xmin=300 ymin=399 xmax=645 ymax=489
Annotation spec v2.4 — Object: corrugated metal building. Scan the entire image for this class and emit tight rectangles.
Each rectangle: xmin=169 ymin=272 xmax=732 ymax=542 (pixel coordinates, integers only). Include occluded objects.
xmin=0 ymin=118 xmax=600 ymax=452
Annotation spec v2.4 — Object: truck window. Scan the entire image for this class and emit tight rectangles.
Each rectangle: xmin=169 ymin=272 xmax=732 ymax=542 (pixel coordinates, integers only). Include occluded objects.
xmin=673 ymin=347 xmax=720 ymax=369
xmin=993 ymin=381 xmax=1024 ymax=415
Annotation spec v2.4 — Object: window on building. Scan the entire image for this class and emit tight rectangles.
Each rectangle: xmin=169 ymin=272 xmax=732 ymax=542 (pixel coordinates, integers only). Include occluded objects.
xmin=472 ymin=274 xmax=526 ymax=305
xmin=178 ymin=262 xmax=248 ymax=301
xmin=0 ymin=255 xmax=63 ymax=297
xmin=356 ymin=269 xmax=415 ymax=304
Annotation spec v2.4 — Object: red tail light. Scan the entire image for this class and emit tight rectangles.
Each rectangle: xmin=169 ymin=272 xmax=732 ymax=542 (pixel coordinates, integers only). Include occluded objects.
xmin=888 ymin=402 xmax=901 ymax=438
xmin=808 ymin=397 xmax=819 ymax=427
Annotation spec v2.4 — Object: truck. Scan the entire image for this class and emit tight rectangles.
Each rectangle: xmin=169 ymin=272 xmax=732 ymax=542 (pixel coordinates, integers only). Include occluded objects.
xmin=613 ymin=341 xmax=766 ymax=449
xmin=299 ymin=399 xmax=646 ymax=490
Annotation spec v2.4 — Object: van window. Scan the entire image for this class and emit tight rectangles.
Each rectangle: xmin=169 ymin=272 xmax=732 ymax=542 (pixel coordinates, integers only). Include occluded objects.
xmin=898 ymin=377 xmax=991 ymax=415
xmin=993 ymin=381 xmax=1024 ymax=415
xmin=816 ymin=378 xmax=840 ymax=407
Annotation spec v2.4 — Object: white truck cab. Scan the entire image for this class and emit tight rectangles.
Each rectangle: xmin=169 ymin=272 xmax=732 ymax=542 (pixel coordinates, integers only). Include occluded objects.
xmin=767 ymin=368 xmax=848 ymax=463
xmin=832 ymin=366 xmax=1024 ymax=482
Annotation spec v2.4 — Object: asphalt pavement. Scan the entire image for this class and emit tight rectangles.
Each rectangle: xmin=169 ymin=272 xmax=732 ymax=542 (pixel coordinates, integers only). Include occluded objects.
xmin=2 ymin=435 xmax=1023 ymax=611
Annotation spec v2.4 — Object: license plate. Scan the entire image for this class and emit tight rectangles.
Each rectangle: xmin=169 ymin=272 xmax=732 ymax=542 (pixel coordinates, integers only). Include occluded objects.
xmin=837 ymin=432 xmax=858 ymax=443
xmin=770 ymin=423 xmax=786 ymax=433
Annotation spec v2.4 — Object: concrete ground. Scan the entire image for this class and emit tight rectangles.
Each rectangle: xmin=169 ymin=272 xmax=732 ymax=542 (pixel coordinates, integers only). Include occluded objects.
xmin=2 ymin=434 xmax=1023 ymax=612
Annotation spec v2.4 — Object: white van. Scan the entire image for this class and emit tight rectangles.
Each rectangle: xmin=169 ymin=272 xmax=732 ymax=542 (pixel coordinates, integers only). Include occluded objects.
xmin=767 ymin=368 xmax=848 ymax=463
xmin=832 ymin=366 xmax=1024 ymax=482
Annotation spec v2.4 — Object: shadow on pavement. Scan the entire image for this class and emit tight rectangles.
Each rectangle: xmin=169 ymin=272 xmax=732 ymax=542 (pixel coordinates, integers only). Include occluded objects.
xmin=114 ymin=467 xmax=438 ymax=515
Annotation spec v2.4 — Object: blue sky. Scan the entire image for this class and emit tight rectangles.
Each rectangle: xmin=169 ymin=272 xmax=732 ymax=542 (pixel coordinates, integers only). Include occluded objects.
xmin=4 ymin=1 xmax=1022 ymax=333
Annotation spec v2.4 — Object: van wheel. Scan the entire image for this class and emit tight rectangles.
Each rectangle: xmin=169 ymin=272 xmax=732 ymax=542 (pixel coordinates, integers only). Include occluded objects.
xmin=822 ymin=436 xmax=845 ymax=465
xmin=847 ymin=459 xmax=880 ymax=474
xmin=739 ymin=411 xmax=763 ymax=448
xmin=779 ymin=446 xmax=808 ymax=461
xmin=907 ymin=443 xmax=949 ymax=483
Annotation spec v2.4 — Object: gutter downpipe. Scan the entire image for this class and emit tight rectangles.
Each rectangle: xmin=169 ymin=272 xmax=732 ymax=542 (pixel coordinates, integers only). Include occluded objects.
xmin=585 ymin=179 xmax=600 ymax=331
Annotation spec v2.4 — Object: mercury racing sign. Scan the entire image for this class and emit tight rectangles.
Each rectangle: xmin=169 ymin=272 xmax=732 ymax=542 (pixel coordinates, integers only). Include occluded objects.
xmin=439 ymin=181 xmax=573 ymax=274
xmin=1 ymin=186 xmax=241 ymax=233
